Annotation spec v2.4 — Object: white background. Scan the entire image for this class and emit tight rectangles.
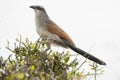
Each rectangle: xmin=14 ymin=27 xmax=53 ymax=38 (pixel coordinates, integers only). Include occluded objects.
xmin=0 ymin=0 xmax=120 ymax=80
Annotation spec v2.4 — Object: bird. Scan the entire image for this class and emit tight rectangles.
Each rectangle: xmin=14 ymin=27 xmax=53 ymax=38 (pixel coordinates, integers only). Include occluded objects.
xmin=30 ymin=5 xmax=106 ymax=65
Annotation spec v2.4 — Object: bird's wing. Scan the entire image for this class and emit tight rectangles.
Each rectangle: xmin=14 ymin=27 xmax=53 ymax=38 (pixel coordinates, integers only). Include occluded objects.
xmin=46 ymin=20 xmax=106 ymax=65
xmin=46 ymin=20 xmax=75 ymax=45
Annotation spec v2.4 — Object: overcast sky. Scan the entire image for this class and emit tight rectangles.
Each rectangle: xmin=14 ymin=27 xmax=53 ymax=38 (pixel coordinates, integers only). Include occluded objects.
xmin=0 ymin=0 xmax=120 ymax=80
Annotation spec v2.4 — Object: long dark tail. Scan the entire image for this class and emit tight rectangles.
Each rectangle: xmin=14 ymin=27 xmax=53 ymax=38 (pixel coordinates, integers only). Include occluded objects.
xmin=62 ymin=38 xmax=106 ymax=65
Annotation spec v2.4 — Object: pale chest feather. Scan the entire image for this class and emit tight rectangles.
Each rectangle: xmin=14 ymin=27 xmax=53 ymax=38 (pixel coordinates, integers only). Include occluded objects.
xmin=35 ymin=16 xmax=61 ymax=42
xmin=35 ymin=15 xmax=47 ymax=36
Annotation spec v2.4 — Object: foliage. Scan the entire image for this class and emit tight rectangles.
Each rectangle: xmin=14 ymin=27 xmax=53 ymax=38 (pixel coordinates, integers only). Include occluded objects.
xmin=0 ymin=37 xmax=105 ymax=80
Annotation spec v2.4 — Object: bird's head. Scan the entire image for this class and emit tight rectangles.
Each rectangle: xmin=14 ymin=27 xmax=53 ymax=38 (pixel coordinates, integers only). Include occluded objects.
xmin=30 ymin=5 xmax=45 ymax=12
xmin=30 ymin=5 xmax=48 ymax=17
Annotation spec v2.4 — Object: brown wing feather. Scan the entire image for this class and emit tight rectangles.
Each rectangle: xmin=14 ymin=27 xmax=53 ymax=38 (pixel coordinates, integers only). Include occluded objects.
xmin=46 ymin=20 xmax=75 ymax=45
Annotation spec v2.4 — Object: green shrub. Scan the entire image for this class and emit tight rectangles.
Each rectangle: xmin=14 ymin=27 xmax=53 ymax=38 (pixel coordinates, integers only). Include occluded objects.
xmin=0 ymin=37 xmax=105 ymax=80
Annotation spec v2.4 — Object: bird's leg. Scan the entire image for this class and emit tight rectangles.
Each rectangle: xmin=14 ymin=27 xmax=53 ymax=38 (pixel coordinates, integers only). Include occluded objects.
xmin=34 ymin=37 xmax=41 ymax=49
xmin=44 ymin=43 xmax=51 ymax=52
xmin=41 ymin=42 xmax=50 ymax=53
xmin=40 ymin=36 xmax=51 ymax=53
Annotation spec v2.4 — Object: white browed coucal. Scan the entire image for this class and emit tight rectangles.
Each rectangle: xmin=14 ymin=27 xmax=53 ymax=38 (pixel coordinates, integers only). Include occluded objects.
xmin=30 ymin=5 xmax=106 ymax=65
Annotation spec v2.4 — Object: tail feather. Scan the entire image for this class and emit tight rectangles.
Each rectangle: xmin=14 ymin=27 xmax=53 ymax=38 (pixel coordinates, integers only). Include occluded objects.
xmin=62 ymin=38 xmax=106 ymax=65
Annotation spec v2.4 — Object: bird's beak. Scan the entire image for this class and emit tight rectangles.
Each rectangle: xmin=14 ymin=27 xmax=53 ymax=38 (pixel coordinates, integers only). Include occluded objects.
xmin=30 ymin=6 xmax=35 ymax=9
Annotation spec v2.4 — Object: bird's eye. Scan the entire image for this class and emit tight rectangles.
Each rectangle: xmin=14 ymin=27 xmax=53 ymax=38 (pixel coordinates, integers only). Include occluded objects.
xmin=39 ymin=8 xmax=45 ymax=12
xmin=36 ymin=7 xmax=39 ymax=10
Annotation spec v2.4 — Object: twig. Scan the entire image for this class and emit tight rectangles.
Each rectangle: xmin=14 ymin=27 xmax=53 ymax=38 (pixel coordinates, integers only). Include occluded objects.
xmin=94 ymin=63 xmax=97 ymax=80
xmin=77 ymin=59 xmax=87 ymax=70
xmin=19 ymin=35 xmax=22 ymax=48
xmin=6 ymin=41 xmax=14 ymax=53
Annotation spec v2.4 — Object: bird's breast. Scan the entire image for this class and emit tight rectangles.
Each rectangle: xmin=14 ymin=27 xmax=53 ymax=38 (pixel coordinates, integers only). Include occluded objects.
xmin=35 ymin=15 xmax=67 ymax=47
xmin=35 ymin=20 xmax=61 ymax=42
